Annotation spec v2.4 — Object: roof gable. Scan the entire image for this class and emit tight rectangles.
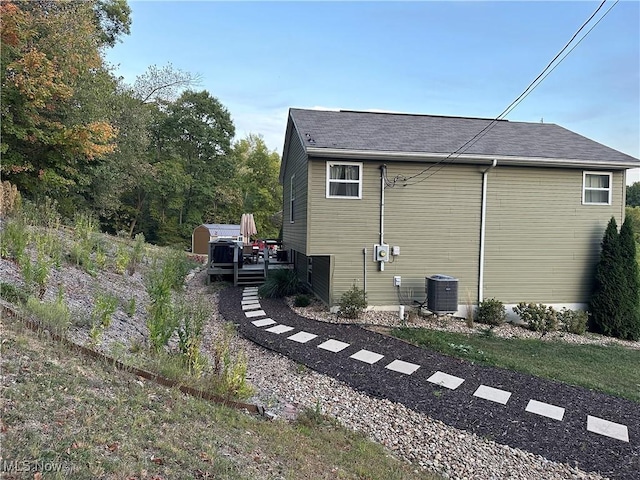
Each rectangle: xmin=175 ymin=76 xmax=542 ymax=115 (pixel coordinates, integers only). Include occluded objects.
xmin=200 ymin=224 xmax=241 ymax=237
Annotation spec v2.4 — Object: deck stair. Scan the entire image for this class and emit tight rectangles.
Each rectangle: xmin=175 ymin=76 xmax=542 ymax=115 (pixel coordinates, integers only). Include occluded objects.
xmin=207 ymin=242 xmax=291 ymax=287
xmin=236 ymin=268 xmax=265 ymax=286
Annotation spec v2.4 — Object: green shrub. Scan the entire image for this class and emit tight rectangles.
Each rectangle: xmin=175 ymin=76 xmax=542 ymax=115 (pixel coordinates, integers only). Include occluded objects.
xmin=0 ymin=282 xmax=29 ymax=305
xmin=209 ymin=323 xmax=253 ymax=399
xmin=68 ymin=241 xmax=89 ymax=269
xmin=114 ymin=243 xmax=131 ymax=274
xmin=21 ymin=248 xmax=52 ymax=300
xmin=89 ymin=292 xmax=118 ymax=344
xmin=475 ymin=298 xmax=506 ymax=326
xmin=1 ymin=217 xmax=29 ymax=263
xmin=590 ymin=217 xmax=640 ymax=340
xmin=294 ymin=294 xmax=311 ymax=307
xmin=26 ymin=296 xmax=71 ymax=335
xmin=162 ymin=249 xmax=197 ymax=291
xmin=176 ymin=297 xmax=208 ymax=376
xmin=618 ymin=217 xmax=640 ymax=341
xmin=338 ymin=283 xmax=367 ymax=319
xmin=513 ymin=303 xmax=558 ymax=334
xmin=558 ymin=308 xmax=588 ymax=335
xmin=128 ymin=232 xmax=146 ymax=274
xmin=91 ymin=292 xmax=118 ymax=329
xmin=145 ymin=259 xmax=179 ymax=352
xmin=259 ymin=268 xmax=300 ymax=298
xmin=125 ymin=296 xmax=136 ymax=317
xmin=143 ymin=250 xmax=197 ymax=351
xmin=21 ymin=197 xmax=59 ymax=228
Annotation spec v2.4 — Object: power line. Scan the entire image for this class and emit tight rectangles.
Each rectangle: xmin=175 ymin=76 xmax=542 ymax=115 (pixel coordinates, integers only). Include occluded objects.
xmin=398 ymin=0 xmax=617 ymax=188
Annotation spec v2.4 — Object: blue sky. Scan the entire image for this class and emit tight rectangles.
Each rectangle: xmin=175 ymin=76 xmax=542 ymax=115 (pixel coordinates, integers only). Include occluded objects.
xmin=105 ymin=0 xmax=640 ymax=183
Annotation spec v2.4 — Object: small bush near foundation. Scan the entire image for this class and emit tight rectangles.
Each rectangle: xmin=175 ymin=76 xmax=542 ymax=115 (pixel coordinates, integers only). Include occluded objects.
xmin=259 ymin=268 xmax=300 ymax=298
xmin=475 ymin=298 xmax=506 ymax=326
xmin=558 ymin=308 xmax=588 ymax=335
xmin=294 ymin=294 xmax=311 ymax=307
xmin=338 ymin=284 xmax=367 ymax=319
xmin=513 ymin=303 xmax=558 ymax=334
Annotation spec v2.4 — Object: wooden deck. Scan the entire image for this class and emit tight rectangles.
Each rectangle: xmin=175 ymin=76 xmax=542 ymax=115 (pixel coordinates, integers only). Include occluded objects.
xmin=207 ymin=245 xmax=292 ymax=286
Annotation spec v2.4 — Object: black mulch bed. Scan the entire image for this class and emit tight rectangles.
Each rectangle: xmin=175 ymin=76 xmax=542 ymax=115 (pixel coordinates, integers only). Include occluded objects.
xmin=219 ymin=288 xmax=640 ymax=479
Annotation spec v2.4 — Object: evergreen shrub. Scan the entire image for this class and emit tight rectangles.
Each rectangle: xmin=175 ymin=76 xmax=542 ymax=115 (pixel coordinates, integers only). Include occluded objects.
xmin=475 ymin=298 xmax=506 ymax=326
xmin=513 ymin=303 xmax=558 ymax=334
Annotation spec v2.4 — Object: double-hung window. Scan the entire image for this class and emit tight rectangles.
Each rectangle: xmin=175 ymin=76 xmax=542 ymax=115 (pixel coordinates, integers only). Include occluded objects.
xmin=582 ymin=172 xmax=612 ymax=205
xmin=326 ymin=162 xmax=362 ymax=199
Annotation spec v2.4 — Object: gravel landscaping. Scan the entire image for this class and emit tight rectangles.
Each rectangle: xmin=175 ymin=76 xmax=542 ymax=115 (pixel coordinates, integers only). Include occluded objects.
xmin=3 ymin=252 xmax=638 ymax=480
xmin=218 ymin=287 xmax=639 ymax=480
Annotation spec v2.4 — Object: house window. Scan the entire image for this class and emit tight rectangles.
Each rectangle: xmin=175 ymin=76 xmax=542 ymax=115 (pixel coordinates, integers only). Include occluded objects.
xmin=326 ymin=162 xmax=362 ymax=199
xmin=583 ymin=172 xmax=612 ymax=205
xmin=290 ymin=174 xmax=296 ymax=223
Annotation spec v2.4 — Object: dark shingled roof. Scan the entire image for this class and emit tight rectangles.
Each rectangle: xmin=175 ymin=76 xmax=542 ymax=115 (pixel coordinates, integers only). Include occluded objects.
xmin=288 ymin=108 xmax=638 ymax=165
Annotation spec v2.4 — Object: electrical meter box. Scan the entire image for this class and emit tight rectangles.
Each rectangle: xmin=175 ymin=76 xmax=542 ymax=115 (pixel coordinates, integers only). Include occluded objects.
xmin=374 ymin=244 xmax=390 ymax=262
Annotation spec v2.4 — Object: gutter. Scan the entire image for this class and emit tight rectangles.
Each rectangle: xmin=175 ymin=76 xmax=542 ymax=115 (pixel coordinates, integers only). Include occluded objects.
xmin=478 ymin=159 xmax=497 ymax=303
xmin=305 ymin=148 xmax=639 ymax=169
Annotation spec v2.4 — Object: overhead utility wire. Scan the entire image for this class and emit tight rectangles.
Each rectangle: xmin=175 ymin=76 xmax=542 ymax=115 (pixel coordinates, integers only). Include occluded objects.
xmin=396 ymin=0 xmax=614 ymax=188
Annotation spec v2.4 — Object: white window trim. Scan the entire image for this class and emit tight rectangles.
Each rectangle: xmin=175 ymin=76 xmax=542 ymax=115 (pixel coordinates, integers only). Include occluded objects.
xmin=290 ymin=174 xmax=296 ymax=223
xmin=326 ymin=161 xmax=363 ymax=199
xmin=582 ymin=171 xmax=612 ymax=206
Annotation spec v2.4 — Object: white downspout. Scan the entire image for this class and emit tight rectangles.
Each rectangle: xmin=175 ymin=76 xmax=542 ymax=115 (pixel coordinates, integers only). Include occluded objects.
xmin=363 ymin=247 xmax=367 ymax=294
xmin=479 ymin=159 xmax=497 ymax=303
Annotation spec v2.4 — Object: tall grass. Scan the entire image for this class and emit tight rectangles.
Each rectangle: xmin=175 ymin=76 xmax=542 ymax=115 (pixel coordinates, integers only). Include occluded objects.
xmin=258 ymin=268 xmax=300 ymax=298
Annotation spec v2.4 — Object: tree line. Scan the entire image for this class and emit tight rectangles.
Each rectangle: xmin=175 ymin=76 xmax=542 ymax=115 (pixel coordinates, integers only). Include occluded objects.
xmin=1 ymin=0 xmax=282 ymax=247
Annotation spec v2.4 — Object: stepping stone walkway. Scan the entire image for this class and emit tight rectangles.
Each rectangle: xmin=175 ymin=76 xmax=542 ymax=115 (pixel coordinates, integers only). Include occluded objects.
xmin=225 ymin=287 xmax=638 ymax=479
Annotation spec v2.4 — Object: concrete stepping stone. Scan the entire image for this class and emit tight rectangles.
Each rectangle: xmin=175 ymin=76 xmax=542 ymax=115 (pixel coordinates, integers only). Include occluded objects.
xmin=385 ymin=360 xmax=420 ymax=375
xmin=587 ymin=415 xmax=629 ymax=442
xmin=241 ymin=299 xmax=260 ymax=305
xmin=242 ymin=296 xmax=259 ymax=302
xmin=251 ymin=318 xmax=276 ymax=327
xmin=350 ymin=349 xmax=384 ymax=364
xmin=242 ymin=303 xmax=262 ymax=311
xmin=525 ymin=399 xmax=565 ymax=421
xmin=473 ymin=385 xmax=512 ymax=405
xmin=265 ymin=324 xmax=295 ymax=335
xmin=287 ymin=331 xmax=318 ymax=344
xmin=427 ymin=371 xmax=465 ymax=390
xmin=243 ymin=287 xmax=259 ymax=292
xmin=245 ymin=309 xmax=266 ymax=318
xmin=317 ymin=339 xmax=350 ymax=353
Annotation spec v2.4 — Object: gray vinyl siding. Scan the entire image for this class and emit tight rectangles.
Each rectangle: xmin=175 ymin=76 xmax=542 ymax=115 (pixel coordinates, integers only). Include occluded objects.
xmin=282 ymin=131 xmax=308 ymax=254
xmin=307 ymin=160 xmax=483 ymax=306
xmin=483 ymin=167 xmax=624 ymax=303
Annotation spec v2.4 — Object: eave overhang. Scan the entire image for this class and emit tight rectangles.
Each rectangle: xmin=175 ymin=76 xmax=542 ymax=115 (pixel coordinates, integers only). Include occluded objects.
xmin=304 ymin=147 xmax=640 ymax=170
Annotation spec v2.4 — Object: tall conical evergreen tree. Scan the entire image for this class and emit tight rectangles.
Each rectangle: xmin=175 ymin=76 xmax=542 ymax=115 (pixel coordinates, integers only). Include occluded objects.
xmin=590 ymin=217 xmax=625 ymax=336
xmin=619 ymin=217 xmax=640 ymax=340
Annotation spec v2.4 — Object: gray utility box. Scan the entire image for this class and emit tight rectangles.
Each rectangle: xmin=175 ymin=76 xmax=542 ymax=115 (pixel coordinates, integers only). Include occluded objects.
xmin=426 ymin=275 xmax=459 ymax=314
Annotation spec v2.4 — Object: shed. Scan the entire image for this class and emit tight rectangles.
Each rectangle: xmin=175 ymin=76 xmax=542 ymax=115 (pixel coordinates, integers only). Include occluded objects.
xmin=192 ymin=223 xmax=241 ymax=254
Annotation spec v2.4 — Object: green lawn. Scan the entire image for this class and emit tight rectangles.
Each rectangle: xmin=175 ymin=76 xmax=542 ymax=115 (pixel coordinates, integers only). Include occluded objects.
xmin=391 ymin=327 xmax=640 ymax=403
xmin=1 ymin=318 xmax=437 ymax=480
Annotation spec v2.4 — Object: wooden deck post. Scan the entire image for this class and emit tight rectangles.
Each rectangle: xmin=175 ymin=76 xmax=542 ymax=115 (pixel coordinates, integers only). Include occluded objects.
xmin=233 ymin=245 xmax=239 ymax=286
xmin=263 ymin=247 xmax=269 ymax=279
